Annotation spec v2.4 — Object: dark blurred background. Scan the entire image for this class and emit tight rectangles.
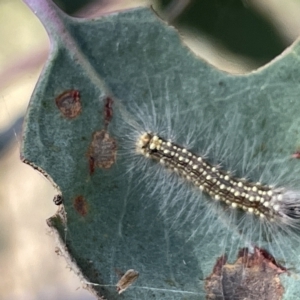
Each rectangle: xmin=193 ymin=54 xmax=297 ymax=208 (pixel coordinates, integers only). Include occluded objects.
xmin=1 ymin=0 xmax=299 ymax=299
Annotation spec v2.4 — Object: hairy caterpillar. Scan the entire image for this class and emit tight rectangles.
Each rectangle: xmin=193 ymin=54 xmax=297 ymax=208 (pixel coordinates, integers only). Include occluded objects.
xmin=137 ymin=132 xmax=300 ymax=228
xmin=113 ymin=84 xmax=300 ymax=279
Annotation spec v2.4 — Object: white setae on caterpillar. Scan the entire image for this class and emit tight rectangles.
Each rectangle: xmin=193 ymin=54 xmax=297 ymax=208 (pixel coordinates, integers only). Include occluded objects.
xmin=137 ymin=132 xmax=300 ymax=228
xmin=114 ymin=79 xmax=300 ymax=276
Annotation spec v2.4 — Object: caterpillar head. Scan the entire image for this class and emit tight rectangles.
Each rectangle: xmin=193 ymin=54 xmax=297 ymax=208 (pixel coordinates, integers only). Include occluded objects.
xmin=275 ymin=190 xmax=300 ymax=227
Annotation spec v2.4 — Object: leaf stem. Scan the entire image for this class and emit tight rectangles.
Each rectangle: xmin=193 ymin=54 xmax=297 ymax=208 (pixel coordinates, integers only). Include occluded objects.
xmin=23 ymin=0 xmax=66 ymax=43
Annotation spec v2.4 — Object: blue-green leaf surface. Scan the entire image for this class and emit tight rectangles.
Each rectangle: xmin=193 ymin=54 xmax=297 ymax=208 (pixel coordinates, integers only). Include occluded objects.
xmin=22 ymin=0 xmax=300 ymax=299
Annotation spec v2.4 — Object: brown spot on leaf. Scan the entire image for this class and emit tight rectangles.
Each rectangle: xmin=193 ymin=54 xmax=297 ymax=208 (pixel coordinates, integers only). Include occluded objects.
xmin=88 ymin=130 xmax=117 ymax=171
xmin=292 ymin=150 xmax=300 ymax=159
xmin=73 ymin=195 xmax=88 ymax=216
xmin=104 ymin=96 xmax=114 ymax=129
xmin=55 ymin=90 xmax=81 ymax=118
xmin=88 ymin=155 xmax=95 ymax=175
xmin=205 ymin=247 xmax=287 ymax=300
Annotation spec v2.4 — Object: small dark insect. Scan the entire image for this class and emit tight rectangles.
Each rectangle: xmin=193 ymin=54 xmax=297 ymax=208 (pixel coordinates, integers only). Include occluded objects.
xmin=53 ymin=195 xmax=63 ymax=205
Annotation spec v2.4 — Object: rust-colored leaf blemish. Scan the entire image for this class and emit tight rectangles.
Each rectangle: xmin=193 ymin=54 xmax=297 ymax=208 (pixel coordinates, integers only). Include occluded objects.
xmin=73 ymin=195 xmax=88 ymax=216
xmin=210 ymin=255 xmax=227 ymax=276
xmin=292 ymin=150 xmax=300 ymax=159
xmin=55 ymin=90 xmax=81 ymax=119
xmin=87 ymin=130 xmax=117 ymax=171
xmin=104 ymin=96 xmax=114 ymax=129
xmin=88 ymin=155 xmax=95 ymax=175
xmin=205 ymin=247 xmax=287 ymax=300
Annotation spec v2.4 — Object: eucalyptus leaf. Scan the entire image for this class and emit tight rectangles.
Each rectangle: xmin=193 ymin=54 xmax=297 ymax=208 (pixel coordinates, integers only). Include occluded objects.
xmin=22 ymin=0 xmax=300 ymax=299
